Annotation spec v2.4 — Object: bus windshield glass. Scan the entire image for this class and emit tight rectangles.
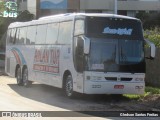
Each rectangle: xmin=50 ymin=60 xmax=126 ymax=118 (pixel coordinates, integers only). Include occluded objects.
xmin=85 ymin=17 xmax=145 ymax=73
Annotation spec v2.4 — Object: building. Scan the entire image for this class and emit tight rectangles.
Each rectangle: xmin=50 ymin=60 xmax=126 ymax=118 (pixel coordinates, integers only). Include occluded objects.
xmin=18 ymin=0 xmax=80 ymax=18
xmin=18 ymin=0 xmax=160 ymax=18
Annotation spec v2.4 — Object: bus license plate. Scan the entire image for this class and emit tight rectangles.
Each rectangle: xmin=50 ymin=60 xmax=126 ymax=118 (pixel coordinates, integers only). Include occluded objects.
xmin=114 ymin=85 xmax=124 ymax=89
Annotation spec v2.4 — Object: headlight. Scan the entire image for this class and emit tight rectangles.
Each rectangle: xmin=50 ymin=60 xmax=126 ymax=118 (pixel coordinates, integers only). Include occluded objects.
xmin=135 ymin=78 xmax=144 ymax=81
xmin=86 ymin=76 xmax=102 ymax=80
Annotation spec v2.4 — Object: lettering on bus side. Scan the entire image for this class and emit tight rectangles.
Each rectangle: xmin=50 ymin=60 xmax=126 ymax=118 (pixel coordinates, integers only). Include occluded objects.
xmin=33 ymin=48 xmax=60 ymax=74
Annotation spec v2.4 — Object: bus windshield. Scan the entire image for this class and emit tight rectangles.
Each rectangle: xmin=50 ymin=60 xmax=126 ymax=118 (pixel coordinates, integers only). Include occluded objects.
xmin=85 ymin=17 xmax=145 ymax=73
xmin=87 ymin=39 xmax=145 ymax=73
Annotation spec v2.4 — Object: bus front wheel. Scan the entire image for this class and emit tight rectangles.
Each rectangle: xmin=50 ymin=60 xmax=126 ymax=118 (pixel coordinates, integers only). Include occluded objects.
xmin=65 ymin=75 xmax=74 ymax=98
xmin=16 ymin=67 xmax=23 ymax=86
xmin=22 ymin=68 xmax=32 ymax=87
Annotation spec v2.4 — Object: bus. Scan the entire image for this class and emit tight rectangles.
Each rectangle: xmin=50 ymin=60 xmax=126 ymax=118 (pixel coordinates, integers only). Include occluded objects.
xmin=5 ymin=13 xmax=155 ymax=97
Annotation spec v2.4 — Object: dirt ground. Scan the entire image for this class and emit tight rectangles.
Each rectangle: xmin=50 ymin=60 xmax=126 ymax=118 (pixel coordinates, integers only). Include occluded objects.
xmin=112 ymin=95 xmax=160 ymax=111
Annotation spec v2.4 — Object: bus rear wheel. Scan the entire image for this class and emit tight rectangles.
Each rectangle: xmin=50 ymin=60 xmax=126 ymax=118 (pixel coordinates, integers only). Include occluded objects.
xmin=22 ymin=68 xmax=32 ymax=87
xmin=65 ymin=75 xmax=74 ymax=98
xmin=16 ymin=67 xmax=23 ymax=86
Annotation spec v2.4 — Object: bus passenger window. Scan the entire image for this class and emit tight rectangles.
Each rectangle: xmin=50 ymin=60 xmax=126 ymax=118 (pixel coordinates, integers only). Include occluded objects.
xmin=46 ymin=23 xmax=59 ymax=44
xmin=6 ymin=29 xmax=11 ymax=44
xmin=58 ymin=21 xmax=72 ymax=44
xmin=17 ymin=27 xmax=27 ymax=45
xmin=9 ymin=28 xmax=16 ymax=44
xmin=15 ymin=28 xmax=20 ymax=44
xmin=36 ymin=24 xmax=47 ymax=44
xmin=26 ymin=26 xmax=36 ymax=45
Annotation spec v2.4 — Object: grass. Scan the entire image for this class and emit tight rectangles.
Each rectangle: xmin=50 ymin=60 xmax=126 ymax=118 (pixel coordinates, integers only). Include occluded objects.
xmin=145 ymin=86 xmax=160 ymax=94
xmin=123 ymin=86 xmax=160 ymax=100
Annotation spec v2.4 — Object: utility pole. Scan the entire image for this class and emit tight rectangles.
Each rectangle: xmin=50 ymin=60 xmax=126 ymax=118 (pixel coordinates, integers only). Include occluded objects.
xmin=114 ymin=0 xmax=117 ymax=14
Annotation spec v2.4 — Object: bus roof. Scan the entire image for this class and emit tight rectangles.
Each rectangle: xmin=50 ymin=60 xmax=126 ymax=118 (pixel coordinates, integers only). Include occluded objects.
xmin=8 ymin=13 xmax=139 ymax=28
xmin=39 ymin=13 xmax=138 ymax=20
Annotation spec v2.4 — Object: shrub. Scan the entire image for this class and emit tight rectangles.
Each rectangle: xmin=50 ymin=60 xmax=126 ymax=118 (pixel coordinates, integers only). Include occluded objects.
xmin=144 ymin=27 xmax=160 ymax=48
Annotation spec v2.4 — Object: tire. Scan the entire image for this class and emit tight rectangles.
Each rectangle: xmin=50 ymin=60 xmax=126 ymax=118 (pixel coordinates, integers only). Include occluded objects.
xmin=22 ymin=68 xmax=32 ymax=87
xmin=16 ymin=67 xmax=23 ymax=86
xmin=65 ymin=75 xmax=74 ymax=98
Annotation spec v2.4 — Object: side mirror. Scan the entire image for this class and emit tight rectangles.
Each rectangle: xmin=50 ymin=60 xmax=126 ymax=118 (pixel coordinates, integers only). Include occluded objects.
xmin=83 ymin=37 xmax=90 ymax=54
xmin=144 ymin=39 xmax=156 ymax=59
xmin=77 ymin=36 xmax=90 ymax=54
xmin=76 ymin=37 xmax=84 ymax=73
xmin=77 ymin=37 xmax=84 ymax=55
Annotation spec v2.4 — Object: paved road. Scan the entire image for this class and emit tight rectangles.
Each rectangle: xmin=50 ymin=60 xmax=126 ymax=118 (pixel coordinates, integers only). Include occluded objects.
xmin=0 ymin=75 xmax=113 ymax=120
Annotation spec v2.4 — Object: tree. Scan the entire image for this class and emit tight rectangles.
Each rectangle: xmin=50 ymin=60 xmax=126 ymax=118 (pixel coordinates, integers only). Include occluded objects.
xmin=136 ymin=12 xmax=160 ymax=29
xmin=16 ymin=10 xmax=35 ymax=22
xmin=0 ymin=1 xmax=5 ymax=14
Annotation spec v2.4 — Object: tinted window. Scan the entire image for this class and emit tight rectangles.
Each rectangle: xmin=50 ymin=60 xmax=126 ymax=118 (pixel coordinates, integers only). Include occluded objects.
xmin=87 ymin=38 xmax=145 ymax=73
xmin=58 ymin=21 xmax=72 ymax=44
xmin=26 ymin=26 xmax=36 ymax=45
xmin=46 ymin=23 xmax=59 ymax=44
xmin=86 ymin=17 xmax=143 ymax=40
xmin=36 ymin=24 xmax=47 ymax=44
xmin=10 ymin=28 xmax=16 ymax=44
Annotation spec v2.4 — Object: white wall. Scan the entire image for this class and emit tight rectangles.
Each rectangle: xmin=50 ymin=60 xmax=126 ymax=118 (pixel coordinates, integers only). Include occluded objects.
xmin=19 ymin=1 xmax=27 ymax=11
xmin=80 ymin=0 xmax=160 ymax=11
xmin=27 ymin=0 xmax=37 ymax=16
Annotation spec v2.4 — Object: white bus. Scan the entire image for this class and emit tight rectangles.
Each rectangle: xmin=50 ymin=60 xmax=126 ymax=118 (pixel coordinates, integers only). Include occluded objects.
xmin=5 ymin=13 xmax=155 ymax=97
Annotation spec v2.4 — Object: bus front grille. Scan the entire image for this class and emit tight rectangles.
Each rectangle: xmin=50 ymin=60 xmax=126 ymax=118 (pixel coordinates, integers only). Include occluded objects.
xmin=105 ymin=77 xmax=132 ymax=81
xmin=105 ymin=77 xmax=117 ymax=81
xmin=121 ymin=78 xmax=132 ymax=81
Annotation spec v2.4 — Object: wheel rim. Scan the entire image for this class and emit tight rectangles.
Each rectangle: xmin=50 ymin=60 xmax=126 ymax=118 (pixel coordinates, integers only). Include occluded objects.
xmin=66 ymin=76 xmax=73 ymax=97
xmin=17 ymin=68 xmax=21 ymax=84
xmin=23 ymin=69 xmax=28 ymax=86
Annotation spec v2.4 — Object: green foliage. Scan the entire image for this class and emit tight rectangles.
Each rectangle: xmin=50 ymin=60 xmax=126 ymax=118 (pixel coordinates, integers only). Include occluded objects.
xmin=0 ymin=17 xmax=14 ymax=35
xmin=0 ymin=1 xmax=5 ymax=13
xmin=145 ymin=86 xmax=160 ymax=94
xmin=144 ymin=27 xmax=160 ymax=48
xmin=136 ymin=12 xmax=160 ymax=29
xmin=136 ymin=12 xmax=150 ymax=24
xmin=123 ymin=86 xmax=160 ymax=100
xmin=123 ymin=94 xmax=142 ymax=100
xmin=16 ymin=10 xmax=34 ymax=22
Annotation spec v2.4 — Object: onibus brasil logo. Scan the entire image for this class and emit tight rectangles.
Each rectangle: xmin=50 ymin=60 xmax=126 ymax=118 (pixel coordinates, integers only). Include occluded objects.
xmin=0 ymin=1 xmax=18 ymax=18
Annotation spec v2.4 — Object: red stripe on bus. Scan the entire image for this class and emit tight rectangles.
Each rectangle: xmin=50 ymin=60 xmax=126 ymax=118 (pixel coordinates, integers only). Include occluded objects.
xmin=33 ymin=64 xmax=59 ymax=73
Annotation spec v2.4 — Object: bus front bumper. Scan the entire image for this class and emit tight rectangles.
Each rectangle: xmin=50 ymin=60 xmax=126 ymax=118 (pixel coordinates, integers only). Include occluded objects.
xmin=84 ymin=80 xmax=145 ymax=95
xmin=83 ymin=72 xmax=145 ymax=95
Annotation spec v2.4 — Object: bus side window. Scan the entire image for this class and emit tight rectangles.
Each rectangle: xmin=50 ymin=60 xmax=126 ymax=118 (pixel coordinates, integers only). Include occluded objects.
xmin=15 ymin=28 xmax=20 ymax=44
xmin=26 ymin=26 xmax=37 ymax=45
xmin=9 ymin=28 xmax=16 ymax=45
xmin=46 ymin=23 xmax=59 ymax=44
xmin=57 ymin=21 xmax=72 ymax=44
xmin=17 ymin=27 xmax=27 ymax=45
xmin=6 ymin=29 xmax=11 ymax=45
xmin=74 ymin=20 xmax=84 ymax=36
xmin=36 ymin=24 xmax=47 ymax=45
